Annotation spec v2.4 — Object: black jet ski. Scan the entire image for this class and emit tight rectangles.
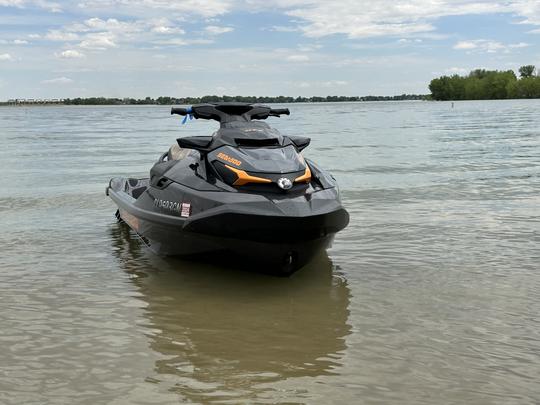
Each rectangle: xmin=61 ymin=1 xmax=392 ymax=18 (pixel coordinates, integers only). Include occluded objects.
xmin=106 ymin=103 xmax=349 ymax=274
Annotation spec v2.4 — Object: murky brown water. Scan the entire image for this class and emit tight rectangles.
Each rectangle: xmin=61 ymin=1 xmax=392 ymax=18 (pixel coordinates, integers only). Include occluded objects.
xmin=1 ymin=101 xmax=539 ymax=404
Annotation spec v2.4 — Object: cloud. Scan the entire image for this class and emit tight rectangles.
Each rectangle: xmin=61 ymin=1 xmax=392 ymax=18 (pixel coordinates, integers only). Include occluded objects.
xmin=508 ymin=42 xmax=529 ymax=48
xmin=397 ymin=38 xmax=423 ymax=44
xmin=76 ymin=0 xmax=232 ymax=18
xmin=79 ymin=32 xmax=117 ymax=49
xmin=444 ymin=67 xmax=469 ymax=75
xmin=81 ymin=17 xmax=142 ymax=34
xmin=38 ymin=16 xmax=193 ymax=52
xmin=34 ymin=0 xmax=62 ymax=12
xmin=286 ymin=54 xmax=310 ymax=62
xmin=292 ymin=79 xmax=348 ymax=88
xmin=5 ymin=0 xmax=540 ymax=43
xmin=454 ymin=40 xmax=479 ymax=50
xmin=0 ymin=53 xmax=13 ymax=61
xmin=0 ymin=0 xmax=25 ymax=6
xmin=322 ymin=80 xmax=348 ymax=87
xmin=1 ymin=39 xmax=29 ymax=45
xmin=0 ymin=0 xmax=61 ymax=12
xmin=281 ymin=0 xmax=504 ymax=38
xmin=56 ymin=49 xmax=85 ymax=59
xmin=148 ymin=17 xmax=185 ymax=34
xmin=244 ymin=0 xmax=540 ymax=39
xmin=45 ymin=30 xmax=79 ymax=41
xmin=266 ymin=25 xmax=299 ymax=33
xmin=151 ymin=25 xmax=185 ymax=34
xmin=41 ymin=77 xmax=74 ymax=84
xmin=453 ymin=39 xmax=529 ymax=53
xmin=154 ymin=38 xmax=214 ymax=46
xmin=205 ymin=25 xmax=234 ymax=35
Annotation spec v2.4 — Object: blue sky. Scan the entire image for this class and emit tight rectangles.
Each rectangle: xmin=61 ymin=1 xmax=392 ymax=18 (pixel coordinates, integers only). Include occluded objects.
xmin=0 ymin=0 xmax=539 ymax=99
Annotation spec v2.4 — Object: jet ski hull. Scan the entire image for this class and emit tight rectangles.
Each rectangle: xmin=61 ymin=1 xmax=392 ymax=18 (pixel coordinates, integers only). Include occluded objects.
xmin=107 ymin=177 xmax=348 ymax=274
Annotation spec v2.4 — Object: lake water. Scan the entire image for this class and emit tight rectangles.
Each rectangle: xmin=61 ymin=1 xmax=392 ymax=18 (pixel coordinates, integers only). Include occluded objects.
xmin=1 ymin=100 xmax=539 ymax=404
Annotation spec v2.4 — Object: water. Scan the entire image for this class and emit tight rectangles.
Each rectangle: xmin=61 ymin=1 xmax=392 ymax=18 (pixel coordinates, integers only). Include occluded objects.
xmin=1 ymin=100 xmax=539 ymax=404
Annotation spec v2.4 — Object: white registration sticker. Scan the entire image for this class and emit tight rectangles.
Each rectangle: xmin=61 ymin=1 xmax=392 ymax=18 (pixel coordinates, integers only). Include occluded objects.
xmin=180 ymin=203 xmax=191 ymax=218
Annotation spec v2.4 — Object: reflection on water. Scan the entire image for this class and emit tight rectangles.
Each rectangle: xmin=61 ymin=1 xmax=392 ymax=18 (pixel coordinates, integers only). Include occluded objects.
xmin=110 ymin=224 xmax=351 ymax=403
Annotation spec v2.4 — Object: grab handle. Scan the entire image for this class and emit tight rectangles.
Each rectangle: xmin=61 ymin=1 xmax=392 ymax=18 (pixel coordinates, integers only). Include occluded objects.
xmin=171 ymin=106 xmax=192 ymax=116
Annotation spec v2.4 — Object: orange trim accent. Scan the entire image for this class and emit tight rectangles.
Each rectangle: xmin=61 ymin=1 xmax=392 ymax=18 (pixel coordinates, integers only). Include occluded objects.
xmin=294 ymin=165 xmax=312 ymax=183
xmin=225 ymin=165 xmax=272 ymax=186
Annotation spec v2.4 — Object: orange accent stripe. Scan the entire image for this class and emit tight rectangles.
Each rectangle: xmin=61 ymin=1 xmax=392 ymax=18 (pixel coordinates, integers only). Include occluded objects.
xmin=225 ymin=165 xmax=272 ymax=186
xmin=294 ymin=165 xmax=312 ymax=183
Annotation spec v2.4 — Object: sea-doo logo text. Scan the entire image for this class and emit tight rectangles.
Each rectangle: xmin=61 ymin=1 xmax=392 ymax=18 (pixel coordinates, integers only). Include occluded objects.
xmin=154 ymin=199 xmax=181 ymax=213
xmin=217 ymin=152 xmax=241 ymax=166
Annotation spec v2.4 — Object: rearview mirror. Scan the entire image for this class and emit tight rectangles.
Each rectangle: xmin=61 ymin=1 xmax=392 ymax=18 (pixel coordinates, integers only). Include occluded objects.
xmin=288 ymin=136 xmax=311 ymax=151
xmin=177 ymin=136 xmax=213 ymax=152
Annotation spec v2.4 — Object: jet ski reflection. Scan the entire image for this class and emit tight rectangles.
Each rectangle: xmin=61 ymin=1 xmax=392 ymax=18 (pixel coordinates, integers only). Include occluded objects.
xmin=110 ymin=224 xmax=352 ymax=403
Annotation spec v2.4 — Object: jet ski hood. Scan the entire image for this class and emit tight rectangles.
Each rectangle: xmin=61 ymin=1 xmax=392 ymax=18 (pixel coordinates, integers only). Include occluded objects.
xmin=206 ymin=121 xmax=304 ymax=174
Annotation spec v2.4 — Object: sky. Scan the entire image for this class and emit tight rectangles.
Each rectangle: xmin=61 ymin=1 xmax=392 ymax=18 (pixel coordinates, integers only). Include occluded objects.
xmin=0 ymin=0 xmax=539 ymax=99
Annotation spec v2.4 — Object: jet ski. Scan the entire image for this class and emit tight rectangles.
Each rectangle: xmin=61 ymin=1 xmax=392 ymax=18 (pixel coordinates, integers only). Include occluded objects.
xmin=106 ymin=103 xmax=349 ymax=274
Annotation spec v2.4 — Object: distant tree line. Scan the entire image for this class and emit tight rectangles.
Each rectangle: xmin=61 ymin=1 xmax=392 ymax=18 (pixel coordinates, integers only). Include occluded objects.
xmin=58 ymin=94 xmax=427 ymax=106
xmin=429 ymin=65 xmax=540 ymax=100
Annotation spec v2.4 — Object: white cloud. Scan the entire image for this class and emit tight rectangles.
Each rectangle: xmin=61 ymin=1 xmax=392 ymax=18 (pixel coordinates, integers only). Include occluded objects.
xmin=76 ymin=0 xmax=232 ymax=18
xmin=286 ymin=54 xmax=310 ymax=62
xmin=244 ymin=0 xmax=540 ymax=39
xmin=454 ymin=41 xmax=479 ymax=50
xmin=0 ymin=53 xmax=13 ymax=61
xmin=397 ymin=38 xmax=423 ymax=44
xmin=0 ymin=0 xmax=25 ymax=6
xmin=292 ymin=79 xmax=348 ymax=88
xmin=152 ymin=25 xmax=185 ymax=34
xmin=322 ymin=80 xmax=348 ymax=87
xmin=281 ymin=0 xmax=504 ymax=38
xmin=35 ymin=0 xmax=62 ymax=12
xmin=56 ymin=49 xmax=85 ymax=59
xmin=0 ymin=0 xmax=61 ymax=12
xmin=205 ymin=25 xmax=234 ymax=35
xmin=41 ymin=77 xmax=74 ymax=84
xmin=45 ymin=30 xmax=79 ymax=41
xmin=82 ymin=17 xmax=142 ymax=34
xmin=453 ymin=39 xmax=529 ymax=53
xmin=154 ymin=38 xmax=214 ymax=46
xmin=38 ymin=16 xmax=192 ymax=52
xmin=79 ymin=32 xmax=116 ymax=49
xmin=13 ymin=39 xmax=28 ymax=44
xmin=508 ymin=42 xmax=529 ymax=48
xmin=267 ymin=25 xmax=299 ymax=32
xmin=444 ymin=67 xmax=469 ymax=75
xmin=5 ymin=0 xmax=540 ymax=43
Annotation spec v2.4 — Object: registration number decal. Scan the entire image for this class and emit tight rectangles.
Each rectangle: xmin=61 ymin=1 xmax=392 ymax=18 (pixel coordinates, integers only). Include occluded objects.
xmin=153 ymin=199 xmax=191 ymax=217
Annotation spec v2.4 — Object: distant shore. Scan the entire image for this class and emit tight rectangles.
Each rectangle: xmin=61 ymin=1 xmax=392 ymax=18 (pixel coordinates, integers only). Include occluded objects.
xmin=0 ymin=94 xmax=429 ymax=106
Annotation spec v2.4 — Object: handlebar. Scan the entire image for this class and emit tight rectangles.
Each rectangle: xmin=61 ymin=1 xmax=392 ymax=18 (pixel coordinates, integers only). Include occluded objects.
xmin=270 ymin=108 xmax=290 ymax=116
xmin=171 ymin=106 xmax=192 ymax=116
xmin=171 ymin=104 xmax=290 ymax=123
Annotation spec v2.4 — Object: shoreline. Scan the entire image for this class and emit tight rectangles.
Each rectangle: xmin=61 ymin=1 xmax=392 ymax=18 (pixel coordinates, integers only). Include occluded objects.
xmin=0 ymin=94 xmax=428 ymax=106
xmin=0 ymin=100 xmax=432 ymax=107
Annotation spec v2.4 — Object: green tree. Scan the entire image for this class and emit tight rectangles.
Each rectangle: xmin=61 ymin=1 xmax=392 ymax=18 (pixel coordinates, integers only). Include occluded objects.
xmin=518 ymin=65 xmax=536 ymax=78
xmin=430 ymin=68 xmax=525 ymax=100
